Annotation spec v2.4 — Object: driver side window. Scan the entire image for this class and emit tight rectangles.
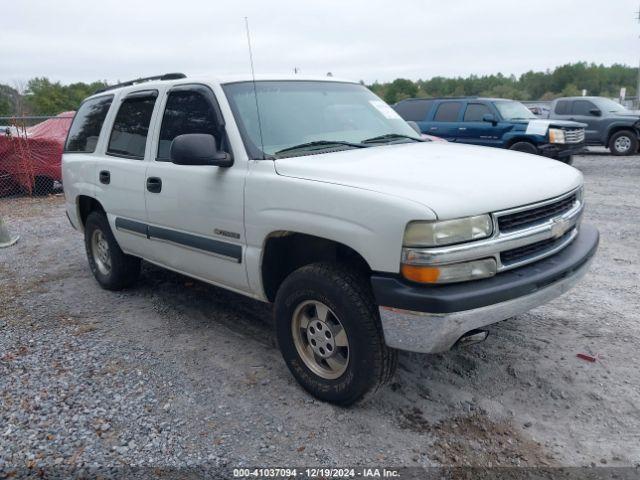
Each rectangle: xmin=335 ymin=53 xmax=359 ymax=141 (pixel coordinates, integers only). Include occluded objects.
xmin=156 ymin=89 xmax=223 ymax=161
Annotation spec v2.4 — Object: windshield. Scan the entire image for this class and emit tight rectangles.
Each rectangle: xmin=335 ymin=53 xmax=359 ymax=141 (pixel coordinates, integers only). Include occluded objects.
xmin=595 ymin=98 xmax=628 ymax=113
xmin=493 ymin=101 xmax=537 ymax=121
xmin=223 ymin=81 xmax=420 ymax=158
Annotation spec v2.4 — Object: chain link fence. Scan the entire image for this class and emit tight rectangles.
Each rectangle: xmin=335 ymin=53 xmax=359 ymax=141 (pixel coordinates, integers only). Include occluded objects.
xmin=0 ymin=113 xmax=74 ymax=197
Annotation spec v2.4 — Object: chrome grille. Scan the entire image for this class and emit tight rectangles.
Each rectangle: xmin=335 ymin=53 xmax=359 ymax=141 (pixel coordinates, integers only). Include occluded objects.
xmin=400 ymin=188 xmax=584 ymax=277
xmin=492 ymin=188 xmax=583 ymax=271
xmin=563 ymin=128 xmax=585 ymax=144
xmin=498 ymin=194 xmax=577 ymax=233
xmin=501 ymin=229 xmax=574 ymax=266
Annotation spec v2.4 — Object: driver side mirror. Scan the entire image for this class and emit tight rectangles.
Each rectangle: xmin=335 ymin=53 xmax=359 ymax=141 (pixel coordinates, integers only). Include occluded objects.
xmin=170 ymin=134 xmax=233 ymax=167
xmin=589 ymin=108 xmax=602 ymax=117
xmin=482 ymin=113 xmax=497 ymax=125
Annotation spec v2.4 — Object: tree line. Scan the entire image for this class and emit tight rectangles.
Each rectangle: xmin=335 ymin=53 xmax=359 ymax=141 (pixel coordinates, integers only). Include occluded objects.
xmin=369 ymin=62 xmax=636 ymax=104
xmin=0 ymin=62 xmax=636 ymax=117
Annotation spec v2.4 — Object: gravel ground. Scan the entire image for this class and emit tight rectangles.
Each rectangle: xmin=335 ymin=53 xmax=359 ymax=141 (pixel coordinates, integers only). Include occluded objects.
xmin=0 ymin=152 xmax=639 ymax=475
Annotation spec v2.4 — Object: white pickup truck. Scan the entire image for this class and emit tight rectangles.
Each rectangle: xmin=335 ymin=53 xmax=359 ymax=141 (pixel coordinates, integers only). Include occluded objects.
xmin=63 ymin=73 xmax=599 ymax=405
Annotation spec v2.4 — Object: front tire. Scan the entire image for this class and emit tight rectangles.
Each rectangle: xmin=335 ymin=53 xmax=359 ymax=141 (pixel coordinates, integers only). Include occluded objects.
xmin=274 ymin=263 xmax=397 ymax=406
xmin=609 ymin=130 xmax=638 ymax=156
xmin=84 ymin=212 xmax=140 ymax=290
xmin=509 ymin=141 xmax=538 ymax=155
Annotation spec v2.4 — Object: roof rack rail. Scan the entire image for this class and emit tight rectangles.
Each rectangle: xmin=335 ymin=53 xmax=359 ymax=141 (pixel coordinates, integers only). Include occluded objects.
xmin=398 ymin=96 xmax=479 ymax=102
xmin=94 ymin=73 xmax=186 ymax=94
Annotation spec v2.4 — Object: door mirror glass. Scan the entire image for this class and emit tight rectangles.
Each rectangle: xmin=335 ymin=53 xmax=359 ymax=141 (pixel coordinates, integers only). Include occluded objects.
xmin=589 ymin=108 xmax=602 ymax=117
xmin=482 ymin=113 xmax=496 ymax=124
xmin=170 ymin=134 xmax=233 ymax=167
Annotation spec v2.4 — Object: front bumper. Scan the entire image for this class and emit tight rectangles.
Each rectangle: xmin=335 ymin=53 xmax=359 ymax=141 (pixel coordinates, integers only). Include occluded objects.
xmin=372 ymin=224 xmax=599 ymax=353
xmin=538 ymin=142 xmax=586 ymax=159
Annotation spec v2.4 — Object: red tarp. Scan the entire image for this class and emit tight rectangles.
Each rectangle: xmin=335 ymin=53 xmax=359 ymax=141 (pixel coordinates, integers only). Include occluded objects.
xmin=0 ymin=111 xmax=74 ymax=195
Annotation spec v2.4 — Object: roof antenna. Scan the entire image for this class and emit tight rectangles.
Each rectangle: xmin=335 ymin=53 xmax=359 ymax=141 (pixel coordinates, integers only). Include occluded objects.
xmin=244 ymin=17 xmax=266 ymax=159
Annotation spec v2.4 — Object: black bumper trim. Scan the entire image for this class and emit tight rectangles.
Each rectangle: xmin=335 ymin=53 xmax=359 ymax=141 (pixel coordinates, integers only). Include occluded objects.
xmin=371 ymin=224 xmax=599 ymax=314
xmin=538 ymin=143 xmax=586 ymax=158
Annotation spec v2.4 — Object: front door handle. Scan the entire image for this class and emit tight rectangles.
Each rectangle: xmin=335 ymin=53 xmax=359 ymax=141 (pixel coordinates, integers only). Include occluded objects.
xmin=458 ymin=127 xmax=467 ymax=131
xmin=99 ymin=170 xmax=110 ymax=185
xmin=146 ymin=177 xmax=162 ymax=193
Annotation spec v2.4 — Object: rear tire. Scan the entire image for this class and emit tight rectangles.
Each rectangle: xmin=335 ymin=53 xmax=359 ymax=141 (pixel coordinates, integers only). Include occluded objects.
xmin=84 ymin=211 xmax=140 ymax=290
xmin=608 ymin=130 xmax=638 ymax=156
xmin=274 ymin=262 xmax=397 ymax=406
xmin=34 ymin=176 xmax=54 ymax=196
xmin=509 ymin=141 xmax=538 ymax=155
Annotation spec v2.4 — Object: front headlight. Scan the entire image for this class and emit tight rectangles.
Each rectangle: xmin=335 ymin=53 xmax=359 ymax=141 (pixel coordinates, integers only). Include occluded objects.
xmin=403 ymin=215 xmax=493 ymax=247
xmin=549 ymin=128 xmax=566 ymax=144
xmin=401 ymin=215 xmax=495 ymax=284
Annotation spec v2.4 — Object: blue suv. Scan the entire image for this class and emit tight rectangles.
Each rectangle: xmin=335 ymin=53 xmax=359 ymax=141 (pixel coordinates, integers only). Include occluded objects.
xmin=394 ymin=97 xmax=586 ymax=164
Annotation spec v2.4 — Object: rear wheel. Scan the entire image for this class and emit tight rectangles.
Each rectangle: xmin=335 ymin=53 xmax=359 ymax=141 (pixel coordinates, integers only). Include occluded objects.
xmin=84 ymin=212 xmax=140 ymax=290
xmin=609 ymin=130 xmax=638 ymax=156
xmin=34 ymin=176 xmax=54 ymax=196
xmin=509 ymin=141 xmax=538 ymax=155
xmin=274 ymin=263 xmax=397 ymax=406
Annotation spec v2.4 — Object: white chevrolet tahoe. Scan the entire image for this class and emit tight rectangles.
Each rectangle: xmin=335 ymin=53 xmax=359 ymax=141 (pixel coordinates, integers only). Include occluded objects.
xmin=63 ymin=73 xmax=599 ymax=405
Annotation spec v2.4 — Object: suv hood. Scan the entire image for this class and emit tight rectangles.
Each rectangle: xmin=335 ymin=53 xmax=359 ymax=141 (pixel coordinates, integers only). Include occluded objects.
xmin=514 ymin=119 xmax=587 ymax=128
xmin=274 ymin=142 xmax=582 ymax=219
xmin=612 ymin=110 xmax=640 ymax=118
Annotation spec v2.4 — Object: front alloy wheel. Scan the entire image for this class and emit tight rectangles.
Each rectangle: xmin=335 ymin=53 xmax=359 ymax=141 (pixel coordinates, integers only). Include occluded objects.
xmin=609 ymin=131 xmax=639 ymax=156
xmin=292 ymin=300 xmax=349 ymax=380
xmin=274 ymin=262 xmax=397 ymax=405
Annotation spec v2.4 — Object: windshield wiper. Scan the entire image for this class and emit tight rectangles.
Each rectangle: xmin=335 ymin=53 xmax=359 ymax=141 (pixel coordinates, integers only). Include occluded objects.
xmin=274 ymin=140 xmax=368 ymax=156
xmin=361 ymin=133 xmax=422 ymax=144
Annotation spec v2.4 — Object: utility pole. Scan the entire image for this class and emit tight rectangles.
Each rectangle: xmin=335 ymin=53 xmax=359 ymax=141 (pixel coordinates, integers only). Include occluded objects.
xmin=637 ymin=5 xmax=640 ymax=108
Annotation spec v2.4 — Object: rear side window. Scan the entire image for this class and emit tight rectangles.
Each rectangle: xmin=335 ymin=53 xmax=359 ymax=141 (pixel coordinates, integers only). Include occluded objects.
xmin=107 ymin=92 xmax=157 ymax=159
xmin=157 ymin=89 xmax=220 ymax=161
xmin=463 ymin=103 xmax=492 ymax=122
xmin=393 ymin=100 xmax=433 ymax=122
xmin=433 ymin=102 xmax=462 ymax=122
xmin=65 ymin=95 xmax=113 ymax=153
xmin=572 ymin=100 xmax=597 ymax=115
xmin=555 ymin=100 xmax=571 ymax=115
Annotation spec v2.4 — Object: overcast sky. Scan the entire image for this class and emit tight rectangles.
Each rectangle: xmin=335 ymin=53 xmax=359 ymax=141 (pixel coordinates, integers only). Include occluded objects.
xmin=2 ymin=0 xmax=638 ymax=86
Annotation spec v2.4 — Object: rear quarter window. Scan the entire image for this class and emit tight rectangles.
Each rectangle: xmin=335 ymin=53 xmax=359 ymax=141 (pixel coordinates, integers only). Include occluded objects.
xmin=393 ymin=99 xmax=433 ymax=122
xmin=64 ymin=95 xmax=114 ymax=153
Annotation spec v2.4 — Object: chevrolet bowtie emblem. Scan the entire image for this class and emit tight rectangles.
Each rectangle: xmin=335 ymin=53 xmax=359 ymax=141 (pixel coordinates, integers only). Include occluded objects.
xmin=550 ymin=218 xmax=570 ymax=238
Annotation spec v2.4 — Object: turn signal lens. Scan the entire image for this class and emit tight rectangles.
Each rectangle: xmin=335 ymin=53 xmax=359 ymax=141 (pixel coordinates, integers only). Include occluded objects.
xmin=401 ymin=264 xmax=441 ymax=283
xmin=401 ymin=258 xmax=497 ymax=284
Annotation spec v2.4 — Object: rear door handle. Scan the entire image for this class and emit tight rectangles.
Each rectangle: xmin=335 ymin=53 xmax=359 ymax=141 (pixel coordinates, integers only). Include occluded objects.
xmin=458 ymin=127 xmax=467 ymax=130
xmin=99 ymin=170 xmax=110 ymax=185
xmin=146 ymin=177 xmax=162 ymax=193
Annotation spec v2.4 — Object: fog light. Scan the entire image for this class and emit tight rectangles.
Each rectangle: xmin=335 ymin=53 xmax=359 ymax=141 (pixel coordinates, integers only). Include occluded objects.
xmin=401 ymin=258 xmax=497 ymax=284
